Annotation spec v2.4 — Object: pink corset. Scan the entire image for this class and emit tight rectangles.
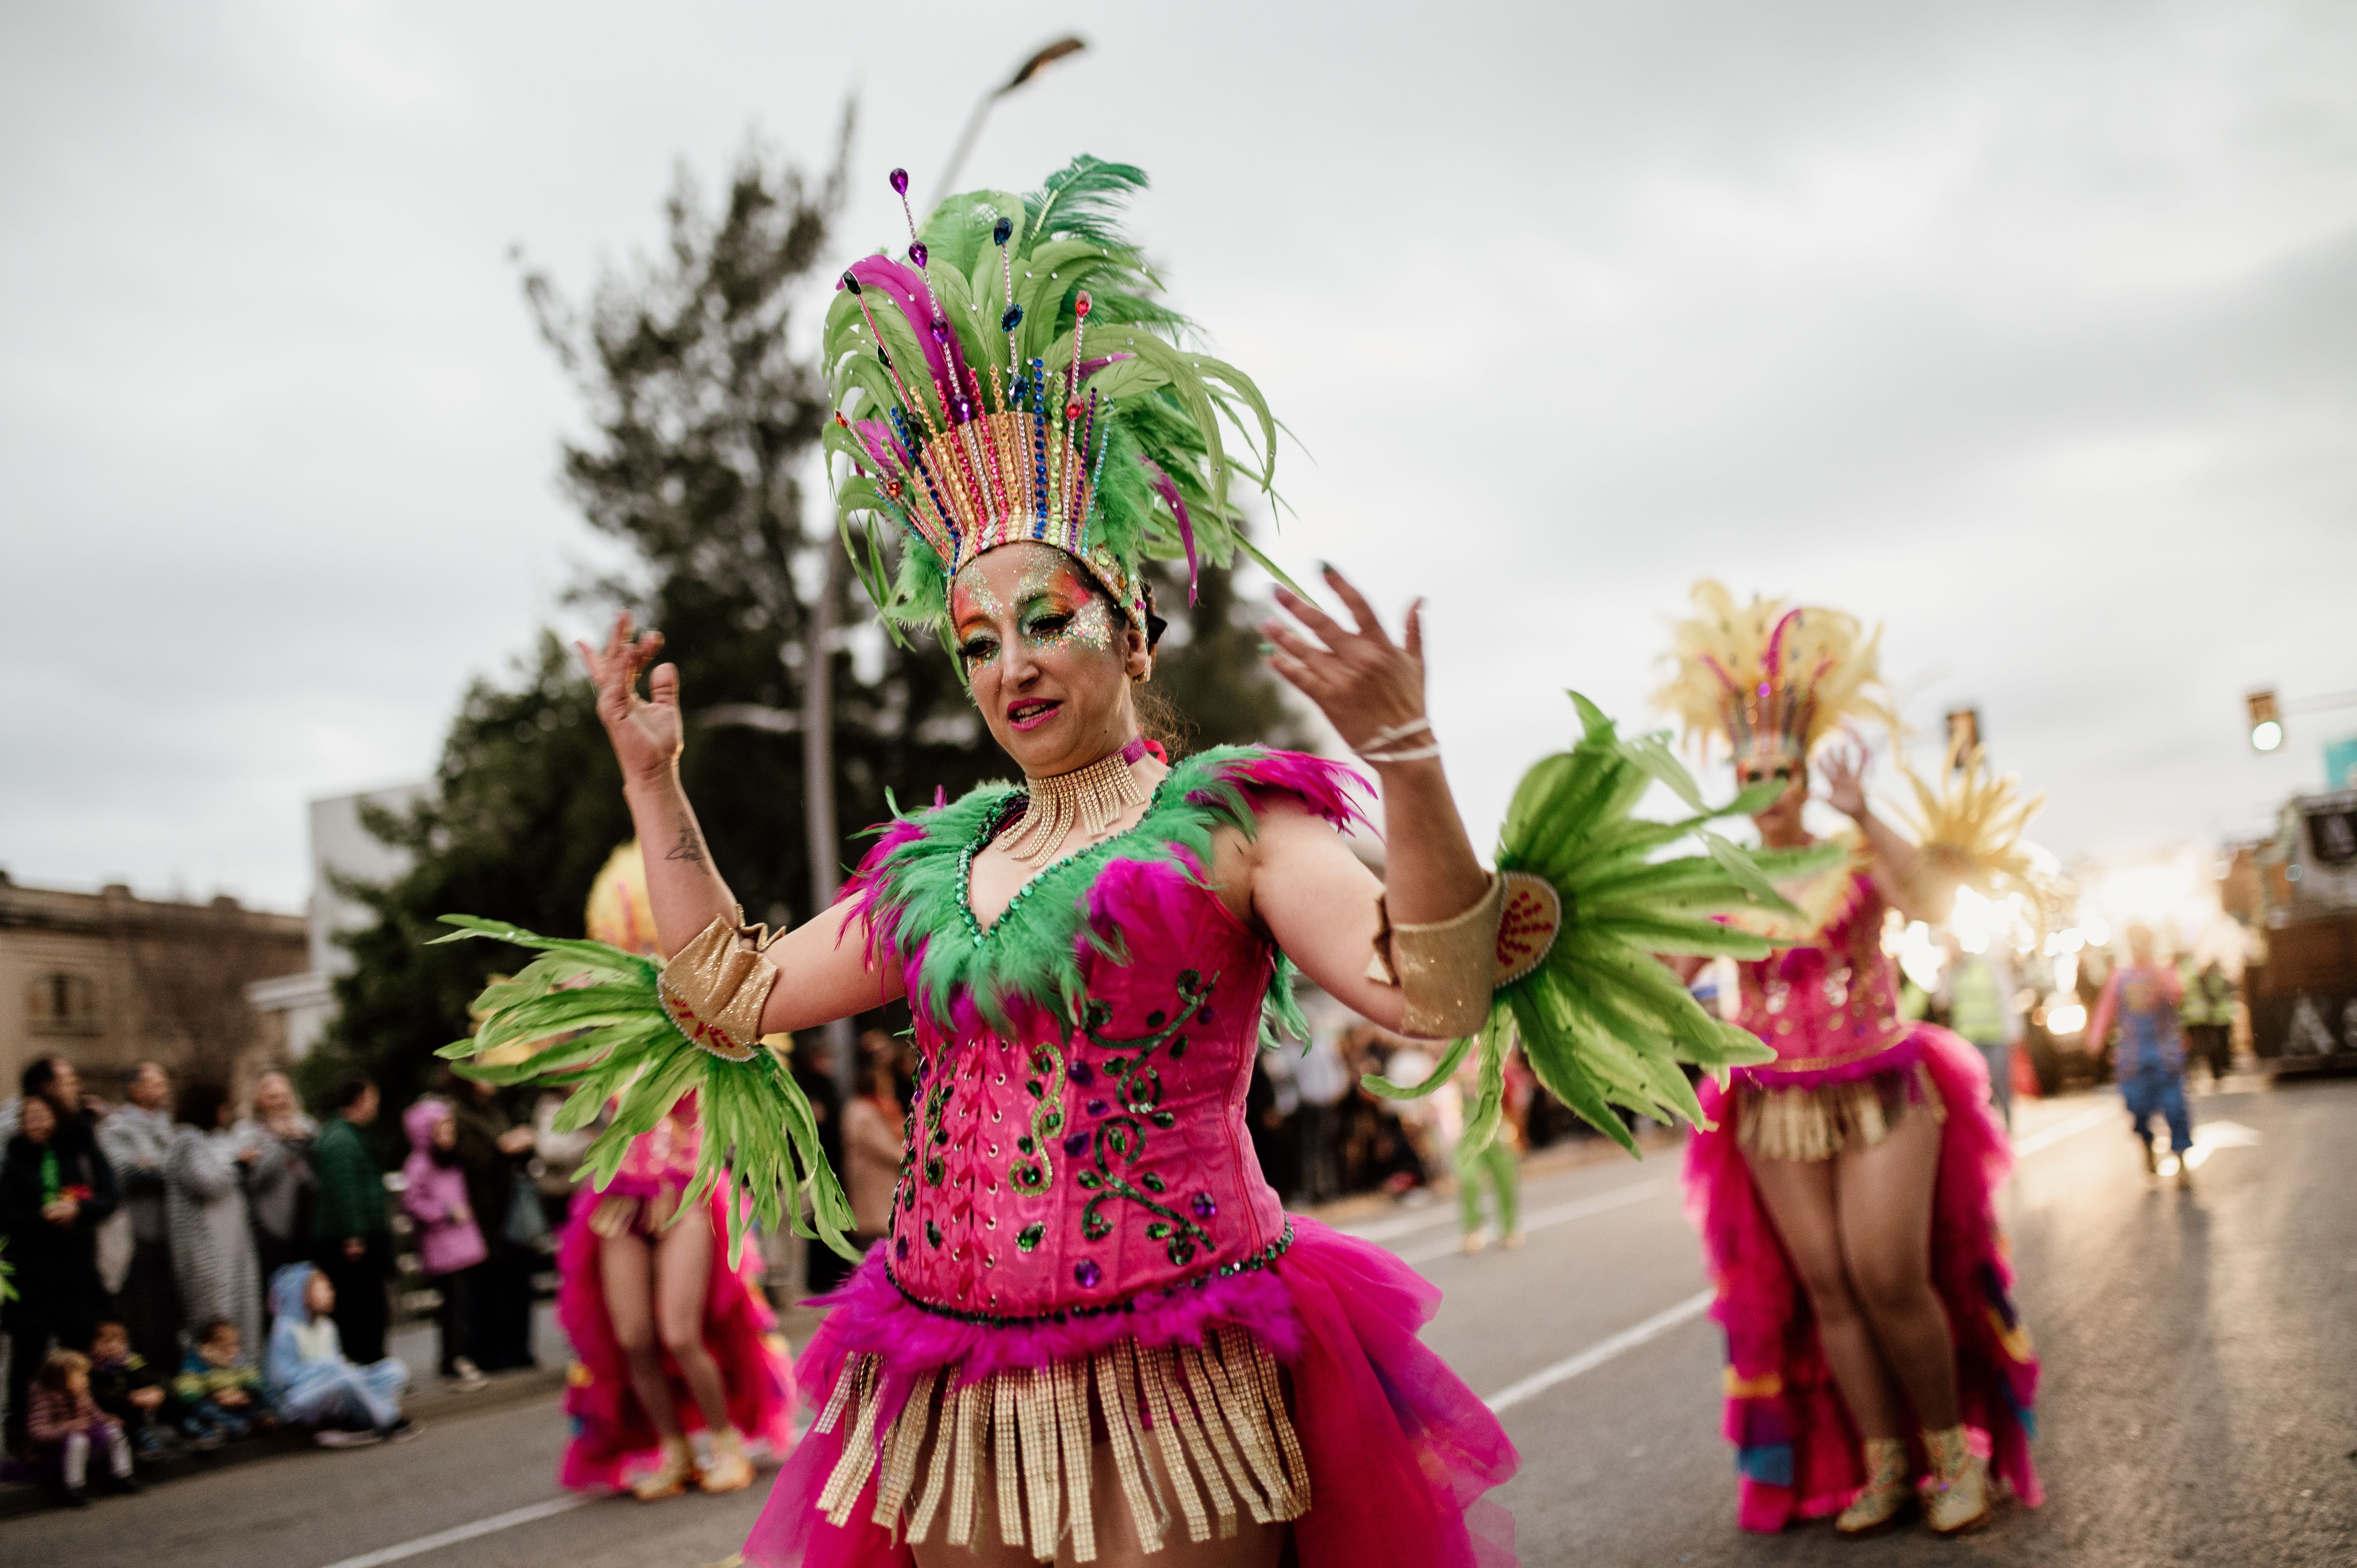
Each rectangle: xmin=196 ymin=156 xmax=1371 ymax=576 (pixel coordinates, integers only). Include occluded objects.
xmin=845 ymin=748 xmax=1367 ymax=1329
xmin=889 ymin=857 xmax=1289 ymax=1322
xmin=1733 ymin=872 xmax=1912 ymax=1088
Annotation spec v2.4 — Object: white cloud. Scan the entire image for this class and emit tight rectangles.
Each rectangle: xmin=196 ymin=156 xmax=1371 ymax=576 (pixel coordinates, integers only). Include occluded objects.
xmin=4 ymin=0 xmax=2354 ymax=908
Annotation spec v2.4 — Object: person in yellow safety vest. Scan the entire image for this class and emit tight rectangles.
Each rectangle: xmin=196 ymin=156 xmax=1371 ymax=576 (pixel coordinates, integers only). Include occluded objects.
xmin=1938 ymin=935 xmax=2023 ymax=1131
xmin=2178 ymin=957 xmax=2236 ymax=1085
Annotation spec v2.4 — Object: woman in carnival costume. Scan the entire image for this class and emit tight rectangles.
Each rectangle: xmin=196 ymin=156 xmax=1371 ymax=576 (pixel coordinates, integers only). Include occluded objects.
xmin=1657 ymin=582 xmax=2045 ymax=1538
xmin=550 ymin=843 xmax=796 ymax=1499
xmin=445 ymin=160 xmax=1792 ymax=1566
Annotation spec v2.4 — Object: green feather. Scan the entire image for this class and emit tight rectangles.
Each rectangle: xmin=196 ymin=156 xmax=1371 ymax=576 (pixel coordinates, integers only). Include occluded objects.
xmin=1381 ymin=693 xmax=1796 ymax=1155
xmin=433 ymin=920 xmax=857 ymax=1262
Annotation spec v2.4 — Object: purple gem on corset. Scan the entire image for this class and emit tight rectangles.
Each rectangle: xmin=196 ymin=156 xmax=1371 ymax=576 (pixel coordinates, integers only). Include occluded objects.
xmin=1074 ymin=1260 xmax=1102 ymax=1289
xmin=1064 ymin=1133 xmax=1090 ymax=1157
xmin=894 ymin=1235 xmax=909 ymax=1260
xmin=1067 ymin=1062 xmax=1094 ymax=1087
xmin=1191 ymin=1193 xmax=1217 ymax=1220
xmin=1085 ymin=1099 xmax=1108 ymax=1116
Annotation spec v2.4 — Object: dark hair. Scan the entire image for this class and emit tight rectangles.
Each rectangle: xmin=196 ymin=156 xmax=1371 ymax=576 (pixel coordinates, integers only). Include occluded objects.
xmin=120 ymin=1061 xmax=163 ymax=1093
xmin=19 ymin=1056 xmax=61 ymax=1098
xmin=331 ymin=1074 xmax=375 ymax=1111
xmin=192 ymin=1318 xmax=236 ymax=1346
xmin=175 ymin=1080 xmax=231 ymax=1132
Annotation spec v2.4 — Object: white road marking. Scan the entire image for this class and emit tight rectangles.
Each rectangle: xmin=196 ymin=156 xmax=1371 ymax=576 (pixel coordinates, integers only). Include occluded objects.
xmin=1484 ymin=1289 xmax=1716 ymax=1413
xmin=316 ymin=1495 xmax=593 ymax=1568
xmin=2009 ymin=1102 xmax=2119 ymax=1158
xmin=1396 ymin=1177 xmax=1679 ymax=1265
xmin=2181 ymin=1118 xmax=2262 ymax=1169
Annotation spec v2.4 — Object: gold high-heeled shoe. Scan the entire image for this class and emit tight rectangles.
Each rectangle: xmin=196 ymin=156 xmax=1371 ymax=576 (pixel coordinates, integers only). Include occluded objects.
xmin=1920 ymin=1424 xmax=1991 ymax=1536
xmin=1834 ymin=1437 xmax=1913 ymax=1536
xmin=632 ymin=1434 xmax=699 ymax=1501
xmin=699 ymin=1427 xmax=754 ymax=1494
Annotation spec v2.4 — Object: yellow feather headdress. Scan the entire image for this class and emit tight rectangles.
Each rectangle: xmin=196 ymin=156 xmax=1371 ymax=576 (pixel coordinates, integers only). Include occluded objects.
xmin=1652 ymin=581 xmax=1898 ymax=766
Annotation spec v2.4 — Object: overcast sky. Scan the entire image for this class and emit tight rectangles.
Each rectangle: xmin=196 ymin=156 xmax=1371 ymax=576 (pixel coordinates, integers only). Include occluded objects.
xmin=5 ymin=1 xmax=2354 ymax=913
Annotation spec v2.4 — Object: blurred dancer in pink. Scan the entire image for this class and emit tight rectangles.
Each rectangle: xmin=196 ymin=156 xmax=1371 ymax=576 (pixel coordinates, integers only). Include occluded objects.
xmin=1658 ymin=584 xmax=2042 ymax=1539
xmin=555 ymin=844 xmax=795 ymax=1499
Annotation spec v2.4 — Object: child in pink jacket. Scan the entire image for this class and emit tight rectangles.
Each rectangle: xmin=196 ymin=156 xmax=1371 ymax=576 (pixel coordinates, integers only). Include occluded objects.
xmin=399 ymin=1098 xmax=488 ymax=1388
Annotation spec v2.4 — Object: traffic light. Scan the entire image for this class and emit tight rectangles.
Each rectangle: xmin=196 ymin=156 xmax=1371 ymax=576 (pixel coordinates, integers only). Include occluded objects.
xmin=2247 ymin=689 xmax=2283 ymax=752
xmin=1944 ymin=708 xmax=1981 ymax=768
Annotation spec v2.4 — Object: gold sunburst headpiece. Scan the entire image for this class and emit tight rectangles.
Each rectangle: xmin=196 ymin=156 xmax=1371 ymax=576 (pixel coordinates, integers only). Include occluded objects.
xmin=1652 ymin=580 xmax=1898 ymax=768
xmin=1897 ymin=741 xmax=2059 ymax=923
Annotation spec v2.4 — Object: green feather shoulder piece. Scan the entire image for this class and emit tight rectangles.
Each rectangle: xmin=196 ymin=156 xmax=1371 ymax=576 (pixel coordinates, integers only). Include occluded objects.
xmin=1364 ymin=694 xmax=1843 ymax=1156
xmin=428 ymin=917 xmax=857 ymax=1263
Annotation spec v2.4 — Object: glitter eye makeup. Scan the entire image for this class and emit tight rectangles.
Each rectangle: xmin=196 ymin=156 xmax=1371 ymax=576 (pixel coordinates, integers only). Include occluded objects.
xmin=952 ymin=547 xmax=1121 ymax=672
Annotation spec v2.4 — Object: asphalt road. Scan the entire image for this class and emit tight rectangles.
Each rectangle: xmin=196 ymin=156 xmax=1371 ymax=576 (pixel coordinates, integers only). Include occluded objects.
xmin=14 ymin=1077 xmax=2355 ymax=1567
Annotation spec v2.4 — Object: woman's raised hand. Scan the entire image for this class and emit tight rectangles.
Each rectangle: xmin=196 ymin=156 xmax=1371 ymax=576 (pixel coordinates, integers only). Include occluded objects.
xmin=1818 ymin=742 xmax=1870 ymax=819
xmin=577 ymin=611 xmax=683 ymax=786
xmin=1261 ymin=566 xmax=1429 ymax=760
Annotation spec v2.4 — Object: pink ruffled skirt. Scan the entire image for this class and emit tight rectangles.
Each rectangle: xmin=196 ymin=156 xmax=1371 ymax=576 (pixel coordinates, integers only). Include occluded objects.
xmin=744 ymin=1216 xmax=1517 ymax=1566
xmin=555 ymin=1183 xmax=798 ymax=1492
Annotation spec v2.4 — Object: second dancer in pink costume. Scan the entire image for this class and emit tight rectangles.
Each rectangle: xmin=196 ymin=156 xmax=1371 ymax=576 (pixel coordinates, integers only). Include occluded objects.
xmin=1657 ymin=583 xmax=2042 ymax=1539
xmin=555 ymin=846 xmax=795 ymax=1499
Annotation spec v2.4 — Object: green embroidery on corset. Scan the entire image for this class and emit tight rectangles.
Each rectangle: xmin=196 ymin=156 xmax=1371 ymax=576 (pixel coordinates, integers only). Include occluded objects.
xmin=1009 ymin=1038 xmax=1067 ymax=1194
xmin=1073 ymin=968 xmax=1219 ymax=1266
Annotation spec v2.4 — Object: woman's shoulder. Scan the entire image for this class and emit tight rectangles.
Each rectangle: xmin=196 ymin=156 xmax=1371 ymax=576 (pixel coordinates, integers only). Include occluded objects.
xmin=1162 ymin=746 xmax=1370 ymax=836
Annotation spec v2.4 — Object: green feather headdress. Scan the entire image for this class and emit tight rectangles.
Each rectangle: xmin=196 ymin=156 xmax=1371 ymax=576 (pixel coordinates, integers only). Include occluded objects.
xmin=823 ymin=157 xmax=1288 ymax=643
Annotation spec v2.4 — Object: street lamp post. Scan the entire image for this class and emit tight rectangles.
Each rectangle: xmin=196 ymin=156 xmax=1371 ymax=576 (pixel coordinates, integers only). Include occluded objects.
xmin=791 ymin=37 xmax=1089 ymax=1102
xmin=933 ymin=36 xmax=1088 ymax=203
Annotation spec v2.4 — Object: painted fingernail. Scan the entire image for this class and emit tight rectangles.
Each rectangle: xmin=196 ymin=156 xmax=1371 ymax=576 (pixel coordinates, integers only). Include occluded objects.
xmin=1315 ymin=559 xmax=1335 ymax=574
xmin=1256 ymin=641 xmax=1277 ymax=655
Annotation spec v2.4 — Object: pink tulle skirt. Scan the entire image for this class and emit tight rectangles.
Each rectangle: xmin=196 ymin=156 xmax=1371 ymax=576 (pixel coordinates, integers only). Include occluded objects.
xmin=1684 ymin=1024 xmax=2042 ymax=1531
xmin=555 ymin=1183 xmax=798 ymax=1491
xmin=743 ymin=1216 xmax=1518 ymax=1566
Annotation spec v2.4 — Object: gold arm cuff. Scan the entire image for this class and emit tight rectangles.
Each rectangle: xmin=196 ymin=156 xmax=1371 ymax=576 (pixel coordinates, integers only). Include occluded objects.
xmin=1390 ymin=873 xmax=1506 ymax=1038
xmin=656 ymin=912 xmax=780 ymax=1063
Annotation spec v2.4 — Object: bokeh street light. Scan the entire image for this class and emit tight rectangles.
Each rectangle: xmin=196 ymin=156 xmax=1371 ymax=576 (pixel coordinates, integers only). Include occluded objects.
xmin=2247 ymin=689 xmax=2283 ymax=751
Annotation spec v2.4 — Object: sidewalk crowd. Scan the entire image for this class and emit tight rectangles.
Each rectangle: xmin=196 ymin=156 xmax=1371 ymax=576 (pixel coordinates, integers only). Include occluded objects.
xmin=0 ymin=1056 xmax=585 ymax=1506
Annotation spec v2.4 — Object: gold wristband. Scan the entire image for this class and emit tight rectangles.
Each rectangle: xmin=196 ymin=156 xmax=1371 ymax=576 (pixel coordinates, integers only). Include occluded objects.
xmin=656 ymin=911 xmax=780 ymax=1063
xmin=1386 ymin=874 xmax=1507 ymax=1038
xmin=1364 ymin=871 xmax=1565 ymax=1037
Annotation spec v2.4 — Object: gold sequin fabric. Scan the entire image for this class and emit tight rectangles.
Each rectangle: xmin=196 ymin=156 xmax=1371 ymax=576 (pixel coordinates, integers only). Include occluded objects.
xmin=654 ymin=915 xmax=777 ymax=1060
xmin=813 ymin=1327 xmax=1310 ymax=1562
xmin=1735 ymin=1062 xmax=1944 ymax=1164
xmin=1374 ymin=873 xmax=1506 ymax=1039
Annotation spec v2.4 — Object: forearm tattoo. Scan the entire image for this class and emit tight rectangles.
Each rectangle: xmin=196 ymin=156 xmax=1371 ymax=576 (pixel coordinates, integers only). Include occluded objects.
xmin=663 ymin=821 xmax=707 ymax=864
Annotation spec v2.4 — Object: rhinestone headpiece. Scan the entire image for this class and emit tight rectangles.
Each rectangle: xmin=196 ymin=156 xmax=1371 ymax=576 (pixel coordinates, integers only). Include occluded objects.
xmin=823 ymin=159 xmax=1279 ymax=639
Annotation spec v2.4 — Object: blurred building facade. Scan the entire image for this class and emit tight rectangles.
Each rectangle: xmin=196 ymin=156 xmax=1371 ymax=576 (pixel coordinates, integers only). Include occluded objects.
xmin=0 ymin=872 xmax=307 ymax=1093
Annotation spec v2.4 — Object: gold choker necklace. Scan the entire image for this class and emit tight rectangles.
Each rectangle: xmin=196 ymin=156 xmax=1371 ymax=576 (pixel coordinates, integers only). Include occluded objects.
xmin=998 ymin=738 xmax=1153 ymax=868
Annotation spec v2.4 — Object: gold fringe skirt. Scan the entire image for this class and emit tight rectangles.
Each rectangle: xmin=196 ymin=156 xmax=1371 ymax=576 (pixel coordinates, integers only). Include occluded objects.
xmin=1735 ymin=1061 xmax=1944 ymax=1164
xmin=813 ymin=1326 xmax=1310 ymax=1563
